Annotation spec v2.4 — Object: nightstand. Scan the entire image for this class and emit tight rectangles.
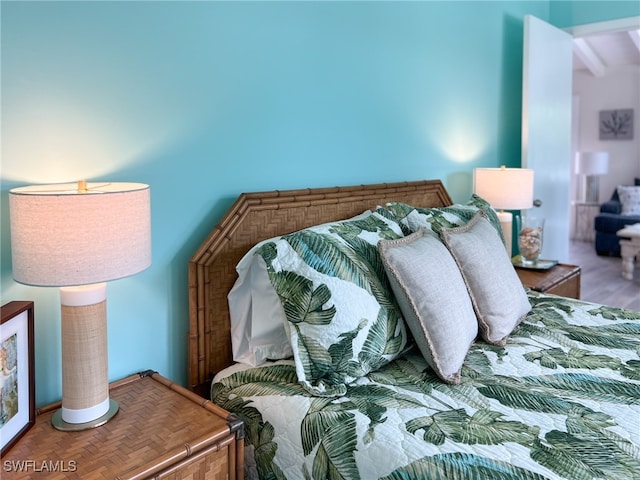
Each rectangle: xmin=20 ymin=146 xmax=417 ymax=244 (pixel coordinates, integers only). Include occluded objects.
xmin=515 ymin=263 xmax=581 ymax=299
xmin=2 ymin=371 xmax=244 ymax=479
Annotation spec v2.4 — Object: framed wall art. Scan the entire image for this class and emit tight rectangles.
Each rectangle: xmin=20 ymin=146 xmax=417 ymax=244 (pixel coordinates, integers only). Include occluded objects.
xmin=599 ymin=109 xmax=634 ymax=140
xmin=0 ymin=301 xmax=35 ymax=457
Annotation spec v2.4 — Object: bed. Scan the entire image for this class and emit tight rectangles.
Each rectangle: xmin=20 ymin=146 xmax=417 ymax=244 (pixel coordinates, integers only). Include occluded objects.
xmin=188 ymin=180 xmax=640 ymax=480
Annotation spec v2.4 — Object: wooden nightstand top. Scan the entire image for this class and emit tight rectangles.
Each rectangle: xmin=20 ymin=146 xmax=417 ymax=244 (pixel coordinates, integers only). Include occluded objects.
xmin=2 ymin=371 xmax=244 ymax=479
xmin=515 ymin=263 xmax=581 ymax=299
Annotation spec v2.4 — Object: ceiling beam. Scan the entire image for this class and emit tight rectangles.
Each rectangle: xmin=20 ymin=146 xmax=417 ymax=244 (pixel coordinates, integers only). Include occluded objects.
xmin=628 ymin=29 xmax=640 ymax=54
xmin=565 ymin=16 xmax=640 ymax=37
xmin=573 ymin=37 xmax=606 ymax=77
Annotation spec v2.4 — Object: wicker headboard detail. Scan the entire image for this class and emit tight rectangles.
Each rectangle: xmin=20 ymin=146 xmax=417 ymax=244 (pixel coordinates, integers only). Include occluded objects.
xmin=188 ymin=179 xmax=453 ymax=395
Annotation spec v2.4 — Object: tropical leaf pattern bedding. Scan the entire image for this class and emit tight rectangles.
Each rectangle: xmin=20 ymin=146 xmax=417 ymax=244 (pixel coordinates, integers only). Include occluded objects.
xmin=212 ymin=292 xmax=640 ymax=480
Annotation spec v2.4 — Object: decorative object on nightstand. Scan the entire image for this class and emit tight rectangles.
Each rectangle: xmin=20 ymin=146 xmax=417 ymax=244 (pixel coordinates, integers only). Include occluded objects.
xmin=1 ymin=371 xmax=245 ymax=478
xmin=473 ymin=166 xmax=534 ymax=256
xmin=8 ymin=181 xmax=151 ymax=431
xmin=575 ymin=151 xmax=609 ymax=203
xmin=515 ymin=214 xmax=545 ymax=266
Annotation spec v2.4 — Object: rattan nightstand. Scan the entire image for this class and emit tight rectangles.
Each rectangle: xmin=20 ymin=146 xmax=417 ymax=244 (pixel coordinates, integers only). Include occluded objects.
xmin=515 ymin=263 xmax=581 ymax=299
xmin=1 ymin=371 xmax=244 ymax=479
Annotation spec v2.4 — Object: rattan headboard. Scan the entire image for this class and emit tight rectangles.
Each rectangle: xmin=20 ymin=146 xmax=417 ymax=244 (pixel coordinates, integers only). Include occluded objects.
xmin=188 ymin=179 xmax=453 ymax=395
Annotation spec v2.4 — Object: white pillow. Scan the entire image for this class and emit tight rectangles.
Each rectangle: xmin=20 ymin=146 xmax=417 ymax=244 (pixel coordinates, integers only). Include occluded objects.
xmin=228 ymin=252 xmax=292 ymax=366
xmin=617 ymin=185 xmax=640 ymax=216
xmin=441 ymin=211 xmax=531 ymax=346
xmin=378 ymin=229 xmax=478 ymax=384
xmin=228 ymin=210 xmax=377 ymax=367
xmin=253 ymin=210 xmax=409 ymax=396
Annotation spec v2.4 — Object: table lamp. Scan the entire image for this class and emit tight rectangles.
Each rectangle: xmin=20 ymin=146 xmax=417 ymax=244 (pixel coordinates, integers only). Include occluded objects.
xmin=575 ymin=151 xmax=609 ymax=203
xmin=473 ymin=166 xmax=534 ymax=256
xmin=8 ymin=181 xmax=151 ymax=431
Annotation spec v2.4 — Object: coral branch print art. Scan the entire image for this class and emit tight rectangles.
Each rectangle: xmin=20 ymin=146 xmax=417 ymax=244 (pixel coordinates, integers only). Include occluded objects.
xmin=599 ymin=109 xmax=634 ymax=140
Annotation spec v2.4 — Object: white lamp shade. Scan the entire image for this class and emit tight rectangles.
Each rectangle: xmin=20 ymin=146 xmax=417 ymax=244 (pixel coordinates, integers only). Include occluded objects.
xmin=575 ymin=151 xmax=609 ymax=175
xmin=9 ymin=182 xmax=151 ymax=286
xmin=473 ymin=167 xmax=534 ymax=210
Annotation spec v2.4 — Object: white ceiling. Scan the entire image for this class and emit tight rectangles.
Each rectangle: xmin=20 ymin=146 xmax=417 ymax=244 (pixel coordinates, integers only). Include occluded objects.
xmin=573 ymin=28 xmax=640 ymax=76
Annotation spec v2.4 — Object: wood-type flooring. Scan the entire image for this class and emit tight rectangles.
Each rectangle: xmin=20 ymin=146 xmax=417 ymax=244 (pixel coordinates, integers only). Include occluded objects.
xmin=568 ymin=240 xmax=640 ymax=312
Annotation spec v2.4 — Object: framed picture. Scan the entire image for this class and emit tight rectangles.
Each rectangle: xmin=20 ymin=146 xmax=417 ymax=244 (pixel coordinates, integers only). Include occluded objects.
xmin=0 ymin=301 xmax=34 ymax=457
xmin=599 ymin=109 xmax=634 ymax=140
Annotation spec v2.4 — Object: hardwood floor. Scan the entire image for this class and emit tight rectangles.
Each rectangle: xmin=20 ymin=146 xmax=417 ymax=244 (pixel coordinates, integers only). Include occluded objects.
xmin=568 ymin=240 xmax=640 ymax=311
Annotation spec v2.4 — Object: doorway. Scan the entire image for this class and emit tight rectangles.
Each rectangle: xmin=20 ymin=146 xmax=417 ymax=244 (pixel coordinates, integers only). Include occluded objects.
xmin=567 ymin=17 xmax=640 ymax=243
xmin=522 ymin=16 xmax=640 ymax=262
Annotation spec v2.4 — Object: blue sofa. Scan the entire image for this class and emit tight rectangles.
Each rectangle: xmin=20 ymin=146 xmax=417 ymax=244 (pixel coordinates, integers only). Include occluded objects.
xmin=594 ymin=178 xmax=640 ymax=256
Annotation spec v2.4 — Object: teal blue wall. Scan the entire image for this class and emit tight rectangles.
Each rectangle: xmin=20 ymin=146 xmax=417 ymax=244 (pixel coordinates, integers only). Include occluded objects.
xmin=1 ymin=1 xmax=635 ymax=406
xmin=550 ymin=0 xmax=640 ymax=27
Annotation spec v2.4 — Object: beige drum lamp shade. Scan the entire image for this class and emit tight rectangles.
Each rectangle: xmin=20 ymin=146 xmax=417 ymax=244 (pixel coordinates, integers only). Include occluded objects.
xmin=9 ymin=182 xmax=151 ymax=286
xmin=473 ymin=167 xmax=534 ymax=256
xmin=473 ymin=167 xmax=534 ymax=211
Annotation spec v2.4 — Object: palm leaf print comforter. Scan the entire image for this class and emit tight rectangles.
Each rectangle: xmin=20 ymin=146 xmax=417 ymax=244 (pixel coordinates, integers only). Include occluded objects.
xmin=212 ymin=292 xmax=640 ymax=480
